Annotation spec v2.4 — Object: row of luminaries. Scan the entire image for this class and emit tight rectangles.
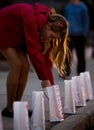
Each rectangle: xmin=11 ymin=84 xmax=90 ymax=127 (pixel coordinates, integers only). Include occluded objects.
xmin=64 ymin=71 xmax=93 ymax=114
xmin=0 ymin=71 xmax=93 ymax=130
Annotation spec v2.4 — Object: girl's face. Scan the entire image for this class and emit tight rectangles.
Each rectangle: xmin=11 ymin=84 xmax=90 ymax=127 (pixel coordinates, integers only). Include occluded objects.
xmin=42 ymin=23 xmax=61 ymax=55
xmin=43 ymin=24 xmax=60 ymax=42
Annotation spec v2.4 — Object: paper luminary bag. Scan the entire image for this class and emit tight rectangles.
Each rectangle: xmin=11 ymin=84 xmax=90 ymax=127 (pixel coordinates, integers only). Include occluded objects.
xmin=45 ymin=85 xmax=64 ymax=122
xmin=80 ymin=72 xmax=89 ymax=100
xmin=80 ymin=71 xmax=93 ymax=100
xmin=0 ymin=110 xmax=3 ymax=130
xmin=72 ymin=76 xmax=87 ymax=107
xmin=13 ymin=101 xmax=30 ymax=130
xmin=30 ymin=91 xmax=45 ymax=130
xmin=64 ymin=80 xmax=76 ymax=114
xmin=79 ymin=74 xmax=87 ymax=104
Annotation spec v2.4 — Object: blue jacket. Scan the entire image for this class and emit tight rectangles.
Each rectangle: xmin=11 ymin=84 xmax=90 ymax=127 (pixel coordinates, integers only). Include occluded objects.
xmin=64 ymin=2 xmax=90 ymax=36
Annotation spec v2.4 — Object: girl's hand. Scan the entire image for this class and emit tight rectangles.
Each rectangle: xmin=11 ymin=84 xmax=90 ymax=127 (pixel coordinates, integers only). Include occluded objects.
xmin=41 ymin=80 xmax=51 ymax=88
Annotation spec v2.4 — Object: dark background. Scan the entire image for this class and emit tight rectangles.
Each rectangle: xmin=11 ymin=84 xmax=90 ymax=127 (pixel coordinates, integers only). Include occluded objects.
xmin=0 ymin=0 xmax=67 ymax=12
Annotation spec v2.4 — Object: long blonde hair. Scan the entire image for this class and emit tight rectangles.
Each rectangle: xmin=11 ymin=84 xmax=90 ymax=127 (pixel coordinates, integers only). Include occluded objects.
xmin=42 ymin=13 xmax=72 ymax=76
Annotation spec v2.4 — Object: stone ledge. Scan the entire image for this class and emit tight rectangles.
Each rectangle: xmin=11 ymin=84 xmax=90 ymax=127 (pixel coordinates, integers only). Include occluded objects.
xmin=51 ymin=100 xmax=94 ymax=130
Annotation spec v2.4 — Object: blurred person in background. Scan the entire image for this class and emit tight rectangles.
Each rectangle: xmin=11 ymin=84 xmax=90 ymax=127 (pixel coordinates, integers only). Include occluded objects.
xmin=0 ymin=3 xmax=71 ymax=118
xmin=86 ymin=0 xmax=94 ymax=57
xmin=63 ymin=0 xmax=90 ymax=78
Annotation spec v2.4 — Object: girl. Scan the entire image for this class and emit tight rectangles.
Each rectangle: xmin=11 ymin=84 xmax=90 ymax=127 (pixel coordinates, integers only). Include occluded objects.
xmin=0 ymin=3 xmax=71 ymax=117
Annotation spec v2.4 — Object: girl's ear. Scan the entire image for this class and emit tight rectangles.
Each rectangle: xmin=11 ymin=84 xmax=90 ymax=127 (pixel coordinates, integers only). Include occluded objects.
xmin=50 ymin=8 xmax=56 ymax=14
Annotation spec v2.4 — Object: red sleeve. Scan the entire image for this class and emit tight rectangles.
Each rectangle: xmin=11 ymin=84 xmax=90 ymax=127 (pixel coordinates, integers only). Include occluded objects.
xmin=21 ymin=4 xmax=54 ymax=84
xmin=28 ymin=43 xmax=54 ymax=84
xmin=43 ymin=53 xmax=54 ymax=84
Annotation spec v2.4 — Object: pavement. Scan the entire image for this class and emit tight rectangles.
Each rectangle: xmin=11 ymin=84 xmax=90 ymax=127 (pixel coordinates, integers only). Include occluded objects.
xmin=0 ymin=47 xmax=94 ymax=130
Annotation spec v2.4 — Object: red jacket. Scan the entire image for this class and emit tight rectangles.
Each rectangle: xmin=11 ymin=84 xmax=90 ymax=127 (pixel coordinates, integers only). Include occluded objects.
xmin=0 ymin=3 xmax=54 ymax=84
